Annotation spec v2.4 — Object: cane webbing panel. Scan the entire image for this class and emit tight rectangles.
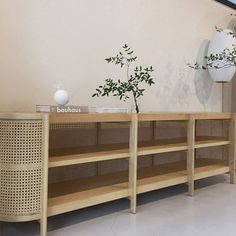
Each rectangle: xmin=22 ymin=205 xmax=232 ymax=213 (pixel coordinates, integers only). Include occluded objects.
xmin=0 ymin=119 xmax=43 ymax=219
xmin=50 ymin=122 xmax=96 ymax=130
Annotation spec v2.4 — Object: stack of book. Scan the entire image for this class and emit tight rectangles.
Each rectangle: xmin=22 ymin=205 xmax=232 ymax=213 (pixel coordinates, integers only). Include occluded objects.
xmin=36 ymin=105 xmax=89 ymax=113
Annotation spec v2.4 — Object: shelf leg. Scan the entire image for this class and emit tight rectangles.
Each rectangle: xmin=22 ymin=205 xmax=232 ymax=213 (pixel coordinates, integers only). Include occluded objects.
xmin=187 ymin=115 xmax=195 ymax=196
xmin=129 ymin=114 xmax=138 ymax=214
xmin=229 ymin=114 xmax=236 ymax=184
xmin=222 ymin=120 xmax=228 ymax=161
xmin=96 ymin=123 xmax=102 ymax=176
xmin=151 ymin=121 xmax=156 ymax=166
xmin=41 ymin=115 xmax=49 ymax=236
xmin=40 ymin=216 xmax=47 ymax=236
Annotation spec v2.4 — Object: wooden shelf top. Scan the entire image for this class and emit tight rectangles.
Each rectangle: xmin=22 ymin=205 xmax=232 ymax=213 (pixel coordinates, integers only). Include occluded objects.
xmin=138 ymin=113 xmax=190 ymax=121
xmin=48 ymin=112 xmax=233 ymax=124
xmin=138 ymin=112 xmax=232 ymax=121
xmin=49 ymin=113 xmax=132 ymax=124
xmin=191 ymin=112 xmax=232 ymax=120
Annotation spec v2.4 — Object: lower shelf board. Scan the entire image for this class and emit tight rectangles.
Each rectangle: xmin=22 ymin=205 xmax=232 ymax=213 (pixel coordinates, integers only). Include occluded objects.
xmin=194 ymin=159 xmax=229 ymax=180
xmin=137 ymin=170 xmax=187 ymax=194
xmin=48 ymin=182 xmax=129 ymax=217
xmin=48 ymin=158 xmax=229 ymax=217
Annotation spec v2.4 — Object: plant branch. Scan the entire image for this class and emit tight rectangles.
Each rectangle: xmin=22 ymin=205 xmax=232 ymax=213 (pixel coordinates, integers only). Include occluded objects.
xmin=92 ymin=44 xmax=155 ymax=113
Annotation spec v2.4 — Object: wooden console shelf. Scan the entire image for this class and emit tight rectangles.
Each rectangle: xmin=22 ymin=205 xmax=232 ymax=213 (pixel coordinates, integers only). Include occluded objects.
xmin=0 ymin=112 xmax=235 ymax=236
xmin=48 ymin=112 xmax=235 ymax=223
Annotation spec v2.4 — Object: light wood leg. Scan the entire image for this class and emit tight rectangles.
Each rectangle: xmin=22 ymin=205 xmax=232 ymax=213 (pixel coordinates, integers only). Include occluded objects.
xmin=41 ymin=115 xmax=49 ymax=236
xmin=187 ymin=115 xmax=195 ymax=196
xmin=151 ymin=121 xmax=156 ymax=166
xmin=40 ymin=217 xmax=47 ymax=236
xmin=96 ymin=123 xmax=102 ymax=175
xmin=129 ymin=114 xmax=138 ymax=214
xmin=229 ymin=115 xmax=236 ymax=184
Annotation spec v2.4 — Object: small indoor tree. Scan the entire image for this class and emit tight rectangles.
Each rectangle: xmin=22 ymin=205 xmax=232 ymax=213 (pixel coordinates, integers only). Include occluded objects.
xmin=92 ymin=44 xmax=155 ymax=113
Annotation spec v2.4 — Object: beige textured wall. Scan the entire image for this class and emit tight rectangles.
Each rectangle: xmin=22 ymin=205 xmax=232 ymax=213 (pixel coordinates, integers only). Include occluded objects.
xmin=0 ymin=0 xmax=234 ymax=112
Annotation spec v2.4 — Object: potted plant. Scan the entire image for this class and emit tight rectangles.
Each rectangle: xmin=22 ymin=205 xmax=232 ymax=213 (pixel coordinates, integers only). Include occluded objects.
xmin=92 ymin=44 xmax=155 ymax=113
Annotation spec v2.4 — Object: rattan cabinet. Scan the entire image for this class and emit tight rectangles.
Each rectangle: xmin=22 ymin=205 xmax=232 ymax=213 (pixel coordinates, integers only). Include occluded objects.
xmin=0 ymin=113 xmax=49 ymax=236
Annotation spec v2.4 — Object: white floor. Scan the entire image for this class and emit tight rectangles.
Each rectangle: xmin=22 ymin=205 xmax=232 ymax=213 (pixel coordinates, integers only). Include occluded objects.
xmin=1 ymin=175 xmax=236 ymax=236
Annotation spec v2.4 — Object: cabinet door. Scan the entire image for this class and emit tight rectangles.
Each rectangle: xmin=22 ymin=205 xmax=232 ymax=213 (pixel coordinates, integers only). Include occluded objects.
xmin=0 ymin=114 xmax=48 ymax=222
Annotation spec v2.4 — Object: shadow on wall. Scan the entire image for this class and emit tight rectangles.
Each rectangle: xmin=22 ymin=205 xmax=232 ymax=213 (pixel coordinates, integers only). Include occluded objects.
xmin=227 ymin=18 xmax=236 ymax=30
xmin=194 ymin=40 xmax=213 ymax=105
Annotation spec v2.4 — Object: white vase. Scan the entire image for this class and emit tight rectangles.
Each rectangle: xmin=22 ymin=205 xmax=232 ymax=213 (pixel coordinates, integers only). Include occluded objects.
xmin=54 ymin=90 xmax=69 ymax=106
xmin=207 ymin=29 xmax=236 ymax=82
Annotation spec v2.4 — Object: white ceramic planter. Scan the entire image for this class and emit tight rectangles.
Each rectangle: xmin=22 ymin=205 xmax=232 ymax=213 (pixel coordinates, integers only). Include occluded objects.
xmin=207 ymin=29 xmax=236 ymax=82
